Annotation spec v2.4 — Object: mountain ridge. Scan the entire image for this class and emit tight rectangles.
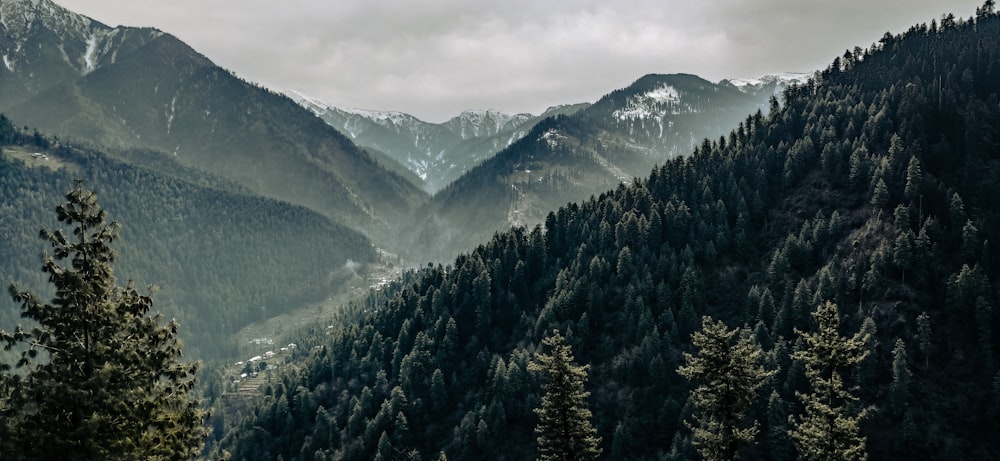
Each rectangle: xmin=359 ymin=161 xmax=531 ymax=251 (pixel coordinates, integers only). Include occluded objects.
xmin=287 ymin=88 xmax=589 ymax=193
xmin=0 ymin=0 xmax=428 ymax=250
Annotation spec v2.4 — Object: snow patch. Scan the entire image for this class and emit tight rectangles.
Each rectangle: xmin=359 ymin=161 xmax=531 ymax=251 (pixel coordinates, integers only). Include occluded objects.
xmin=645 ymin=85 xmax=680 ymax=103
xmin=166 ymin=96 xmax=177 ymax=134
xmin=612 ymin=84 xmax=683 ymax=121
xmin=342 ymin=107 xmax=413 ymax=126
xmin=2 ymin=55 xmax=12 ymax=71
xmin=540 ymin=128 xmax=565 ymax=148
xmin=83 ymin=34 xmax=97 ymax=72
xmin=284 ymin=88 xmax=330 ymax=113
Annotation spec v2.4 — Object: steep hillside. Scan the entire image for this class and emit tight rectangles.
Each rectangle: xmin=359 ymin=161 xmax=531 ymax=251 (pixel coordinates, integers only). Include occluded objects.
xmin=410 ymin=73 xmax=778 ymax=261
xmin=0 ymin=118 xmax=377 ymax=360
xmin=0 ymin=0 xmax=427 ymax=247
xmin=213 ymin=8 xmax=1000 ymax=460
xmin=289 ymin=90 xmax=588 ymax=193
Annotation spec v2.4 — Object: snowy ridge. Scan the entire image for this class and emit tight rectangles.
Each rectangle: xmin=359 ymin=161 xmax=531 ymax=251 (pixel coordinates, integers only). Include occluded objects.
xmin=1 ymin=0 xmax=95 ymax=42
xmin=613 ymin=84 xmax=685 ymax=121
xmin=283 ymin=89 xmax=545 ymax=193
xmin=284 ymin=88 xmax=331 ymax=114
xmin=445 ymin=109 xmax=533 ymax=139
xmin=340 ymin=107 xmax=417 ymax=127
xmin=0 ymin=0 xmax=158 ymax=75
xmin=723 ymin=72 xmax=811 ymax=92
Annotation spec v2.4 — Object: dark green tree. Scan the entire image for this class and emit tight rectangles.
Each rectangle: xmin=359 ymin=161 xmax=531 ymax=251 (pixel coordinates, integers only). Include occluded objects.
xmin=677 ymin=316 xmax=775 ymax=461
xmin=888 ymin=339 xmax=912 ymax=416
xmin=790 ymin=301 xmax=870 ymax=461
xmin=915 ymin=311 xmax=932 ymax=368
xmin=0 ymin=182 xmax=205 ymax=461
xmin=528 ymin=330 xmax=601 ymax=461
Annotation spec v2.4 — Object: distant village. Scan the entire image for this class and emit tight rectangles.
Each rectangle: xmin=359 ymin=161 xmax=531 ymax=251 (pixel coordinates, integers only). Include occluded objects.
xmin=231 ymin=340 xmax=297 ymax=383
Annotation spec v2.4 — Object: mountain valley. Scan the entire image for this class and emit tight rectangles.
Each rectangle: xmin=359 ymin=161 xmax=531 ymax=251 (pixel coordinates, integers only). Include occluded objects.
xmin=2 ymin=1 xmax=999 ymax=460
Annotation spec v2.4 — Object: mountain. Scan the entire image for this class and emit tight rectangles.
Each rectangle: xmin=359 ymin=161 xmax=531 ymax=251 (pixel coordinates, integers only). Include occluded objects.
xmin=409 ymin=73 xmax=779 ymax=261
xmin=213 ymin=9 xmax=1000 ymax=460
xmin=288 ymin=89 xmax=588 ymax=193
xmin=721 ymin=72 xmax=812 ymax=95
xmin=0 ymin=0 xmax=427 ymax=248
xmin=0 ymin=117 xmax=377 ymax=360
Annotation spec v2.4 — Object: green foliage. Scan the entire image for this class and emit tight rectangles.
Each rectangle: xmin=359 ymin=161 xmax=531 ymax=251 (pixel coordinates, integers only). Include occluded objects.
xmin=677 ymin=316 xmax=774 ymax=461
xmin=0 ymin=182 xmax=205 ymax=460
xmin=213 ymin=8 xmax=1000 ymax=460
xmin=790 ymin=301 xmax=870 ymax=461
xmin=529 ymin=330 xmax=602 ymax=461
xmin=0 ymin=139 xmax=376 ymax=358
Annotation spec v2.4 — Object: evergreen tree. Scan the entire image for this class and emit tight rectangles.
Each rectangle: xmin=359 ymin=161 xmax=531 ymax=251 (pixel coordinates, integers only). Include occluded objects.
xmin=528 ymin=330 xmax=601 ymax=461
xmin=0 ymin=182 xmax=205 ymax=461
xmin=677 ymin=316 xmax=775 ymax=461
xmin=888 ymin=339 xmax=912 ymax=416
xmin=916 ymin=311 xmax=933 ymax=368
xmin=790 ymin=301 xmax=870 ymax=461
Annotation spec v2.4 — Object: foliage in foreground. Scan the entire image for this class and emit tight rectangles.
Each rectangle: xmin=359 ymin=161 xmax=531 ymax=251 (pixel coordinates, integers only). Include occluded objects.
xmin=0 ymin=182 xmax=205 ymax=460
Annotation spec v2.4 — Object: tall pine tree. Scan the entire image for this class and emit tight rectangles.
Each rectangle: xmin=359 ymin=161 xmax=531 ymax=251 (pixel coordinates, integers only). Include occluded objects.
xmin=0 ymin=182 xmax=205 ymax=461
xmin=789 ymin=301 xmax=870 ymax=461
xmin=529 ymin=330 xmax=601 ymax=461
xmin=677 ymin=316 xmax=774 ymax=461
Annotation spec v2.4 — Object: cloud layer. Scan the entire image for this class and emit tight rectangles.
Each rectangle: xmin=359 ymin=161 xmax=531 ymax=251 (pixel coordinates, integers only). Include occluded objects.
xmin=58 ymin=0 xmax=984 ymax=121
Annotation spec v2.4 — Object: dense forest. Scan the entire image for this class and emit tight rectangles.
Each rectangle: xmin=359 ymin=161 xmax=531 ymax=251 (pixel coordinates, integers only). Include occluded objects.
xmin=0 ymin=120 xmax=376 ymax=359
xmin=212 ymin=6 xmax=1000 ymax=460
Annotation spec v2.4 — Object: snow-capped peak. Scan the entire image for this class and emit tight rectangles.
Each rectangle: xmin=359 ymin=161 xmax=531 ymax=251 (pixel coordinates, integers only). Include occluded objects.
xmin=283 ymin=89 xmax=419 ymax=126
xmin=723 ymin=72 xmax=811 ymax=92
xmin=446 ymin=109 xmax=533 ymax=139
xmin=1 ymin=0 xmax=95 ymax=39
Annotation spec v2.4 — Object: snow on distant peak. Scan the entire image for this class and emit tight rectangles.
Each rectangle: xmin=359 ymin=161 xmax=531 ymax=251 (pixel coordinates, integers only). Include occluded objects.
xmin=645 ymin=85 xmax=680 ymax=103
xmin=447 ymin=108 xmax=530 ymax=139
xmin=613 ymin=84 xmax=683 ymax=121
xmin=341 ymin=107 xmax=415 ymax=126
xmin=724 ymin=72 xmax=811 ymax=90
xmin=283 ymin=89 xmax=332 ymax=113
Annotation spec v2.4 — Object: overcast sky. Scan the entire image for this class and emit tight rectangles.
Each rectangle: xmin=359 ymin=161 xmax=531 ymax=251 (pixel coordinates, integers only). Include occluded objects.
xmin=56 ymin=0 xmax=984 ymax=122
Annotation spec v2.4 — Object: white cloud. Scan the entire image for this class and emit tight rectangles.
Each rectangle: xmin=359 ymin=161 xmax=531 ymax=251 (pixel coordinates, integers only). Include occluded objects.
xmin=55 ymin=0 xmax=985 ymax=122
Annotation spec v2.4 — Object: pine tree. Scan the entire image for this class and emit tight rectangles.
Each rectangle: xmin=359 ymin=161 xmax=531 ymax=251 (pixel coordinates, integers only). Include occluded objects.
xmin=528 ymin=330 xmax=601 ymax=461
xmin=0 ymin=182 xmax=205 ymax=461
xmin=888 ymin=339 xmax=912 ymax=416
xmin=916 ymin=311 xmax=932 ymax=368
xmin=790 ymin=301 xmax=870 ymax=461
xmin=677 ymin=316 xmax=775 ymax=461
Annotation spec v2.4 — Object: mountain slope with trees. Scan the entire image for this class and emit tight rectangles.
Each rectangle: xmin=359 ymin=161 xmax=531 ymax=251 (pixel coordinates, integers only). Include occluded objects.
xmin=408 ymin=73 xmax=784 ymax=262
xmin=0 ymin=119 xmax=376 ymax=359
xmin=0 ymin=0 xmax=427 ymax=248
xmin=213 ymin=6 xmax=1000 ymax=460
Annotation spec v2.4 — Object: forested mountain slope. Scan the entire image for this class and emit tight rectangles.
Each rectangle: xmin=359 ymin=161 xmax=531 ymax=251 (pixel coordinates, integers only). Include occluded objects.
xmin=409 ymin=73 xmax=783 ymax=262
xmin=0 ymin=119 xmax=376 ymax=359
xmin=0 ymin=0 xmax=427 ymax=247
xmin=214 ymin=7 xmax=1000 ymax=460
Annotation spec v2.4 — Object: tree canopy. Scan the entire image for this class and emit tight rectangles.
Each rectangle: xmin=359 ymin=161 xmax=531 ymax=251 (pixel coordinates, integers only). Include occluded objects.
xmin=0 ymin=182 xmax=205 ymax=460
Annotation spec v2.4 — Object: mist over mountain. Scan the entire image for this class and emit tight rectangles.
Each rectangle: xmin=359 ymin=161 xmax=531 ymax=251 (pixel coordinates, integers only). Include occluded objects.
xmin=0 ymin=118 xmax=376 ymax=359
xmin=288 ymin=89 xmax=588 ymax=193
xmin=0 ymin=0 xmax=427 ymax=250
xmin=408 ymin=73 xmax=795 ymax=261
